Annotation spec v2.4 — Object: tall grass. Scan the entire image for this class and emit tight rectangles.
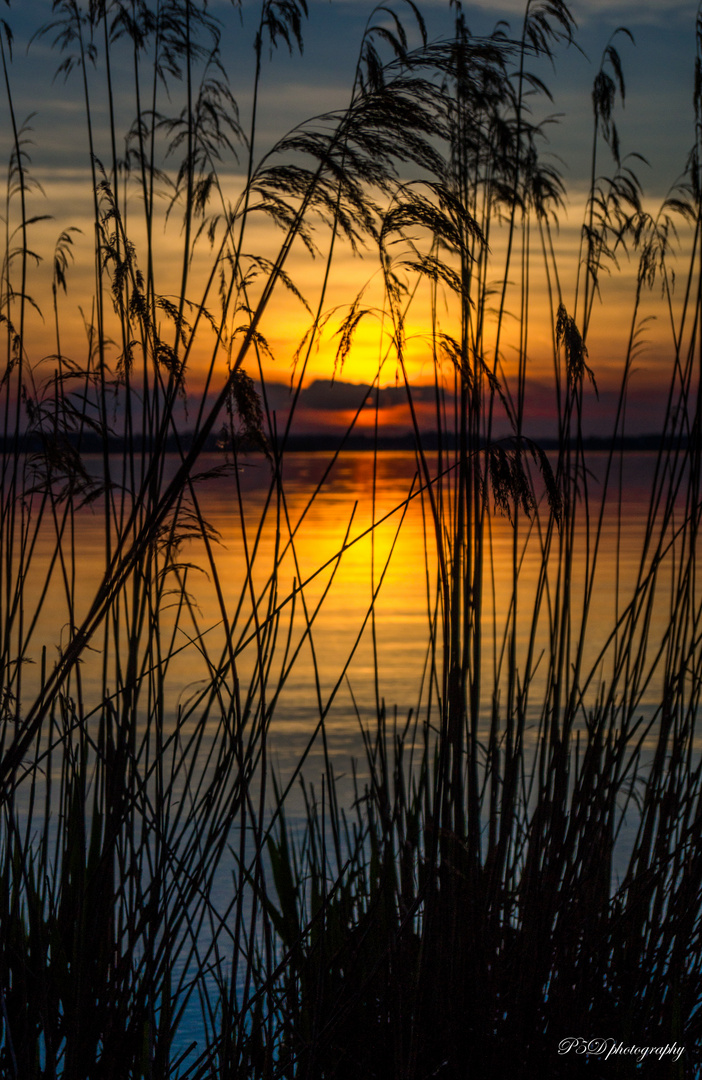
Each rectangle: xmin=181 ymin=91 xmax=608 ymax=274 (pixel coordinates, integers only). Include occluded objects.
xmin=258 ymin=5 xmax=702 ymax=1079
xmin=1 ymin=0 xmax=702 ymax=1078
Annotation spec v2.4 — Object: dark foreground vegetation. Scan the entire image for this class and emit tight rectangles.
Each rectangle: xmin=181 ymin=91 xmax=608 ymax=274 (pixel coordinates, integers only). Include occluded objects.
xmin=1 ymin=0 xmax=702 ymax=1076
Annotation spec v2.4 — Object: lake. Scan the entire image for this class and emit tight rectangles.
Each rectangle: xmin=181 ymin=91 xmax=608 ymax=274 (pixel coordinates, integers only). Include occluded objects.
xmin=6 ymin=445 xmax=699 ymax=1064
xmin=14 ymin=446 xmax=694 ymax=797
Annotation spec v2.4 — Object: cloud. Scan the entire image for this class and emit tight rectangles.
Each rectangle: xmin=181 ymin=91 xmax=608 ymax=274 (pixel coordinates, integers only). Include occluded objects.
xmin=416 ymin=0 xmax=692 ymax=20
xmin=294 ymin=380 xmax=436 ymax=412
xmin=259 ymin=379 xmax=436 ymax=414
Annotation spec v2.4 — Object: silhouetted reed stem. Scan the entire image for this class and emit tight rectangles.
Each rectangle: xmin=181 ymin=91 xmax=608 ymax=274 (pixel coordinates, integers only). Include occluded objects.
xmin=3 ymin=1 xmax=702 ymax=1078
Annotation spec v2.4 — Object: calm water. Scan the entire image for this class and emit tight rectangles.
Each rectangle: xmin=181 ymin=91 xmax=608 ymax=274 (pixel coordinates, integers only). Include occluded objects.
xmin=11 ymin=447 xmax=697 ymax=1059
xmin=16 ymin=448 xmax=693 ymax=788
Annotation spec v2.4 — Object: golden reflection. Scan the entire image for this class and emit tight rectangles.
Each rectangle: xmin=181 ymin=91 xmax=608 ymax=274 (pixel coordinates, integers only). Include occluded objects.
xmin=19 ymin=450 xmax=686 ymax=750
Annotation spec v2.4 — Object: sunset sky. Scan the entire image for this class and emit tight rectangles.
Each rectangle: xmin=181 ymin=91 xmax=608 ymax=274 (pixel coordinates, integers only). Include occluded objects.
xmin=0 ymin=0 xmax=699 ymax=438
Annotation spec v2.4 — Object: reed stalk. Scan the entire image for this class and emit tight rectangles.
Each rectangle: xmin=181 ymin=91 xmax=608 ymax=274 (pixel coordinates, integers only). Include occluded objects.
xmin=1 ymin=2 xmax=702 ymax=1078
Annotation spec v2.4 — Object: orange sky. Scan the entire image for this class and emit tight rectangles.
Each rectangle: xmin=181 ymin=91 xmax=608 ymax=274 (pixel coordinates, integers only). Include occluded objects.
xmin=19 ymin=167 xmax=688 ymax=439
xmin=3 ymin=2 xmax=699 ymax=440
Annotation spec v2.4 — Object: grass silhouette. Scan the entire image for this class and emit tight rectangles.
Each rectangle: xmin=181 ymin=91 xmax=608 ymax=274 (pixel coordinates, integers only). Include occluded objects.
xmin=1 ymin=1 xmax=701 ymax=1077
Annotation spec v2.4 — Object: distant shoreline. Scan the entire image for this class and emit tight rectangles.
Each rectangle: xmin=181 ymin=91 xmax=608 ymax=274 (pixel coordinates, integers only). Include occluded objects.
xmin=0 ymin=430 xmax=681 ymax=455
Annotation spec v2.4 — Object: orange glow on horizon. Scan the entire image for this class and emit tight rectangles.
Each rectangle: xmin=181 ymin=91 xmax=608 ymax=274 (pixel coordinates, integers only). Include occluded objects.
xmin=8 ymin=170 xmax=689 ymax=439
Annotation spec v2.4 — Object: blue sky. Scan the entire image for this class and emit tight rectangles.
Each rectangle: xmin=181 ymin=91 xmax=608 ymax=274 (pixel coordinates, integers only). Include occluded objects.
xmin=2 ymin=0 xmax=697 ymax=193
